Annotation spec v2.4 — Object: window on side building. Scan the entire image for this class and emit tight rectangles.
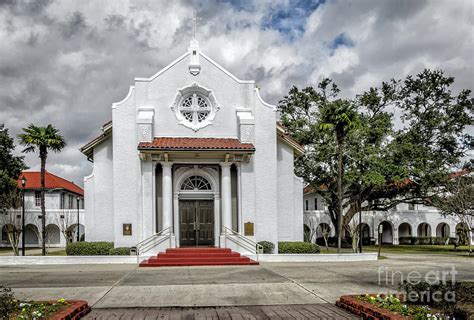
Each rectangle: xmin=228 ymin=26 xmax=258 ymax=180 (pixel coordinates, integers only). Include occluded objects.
xmin=35 ymin=191 xmax=41 ymax=207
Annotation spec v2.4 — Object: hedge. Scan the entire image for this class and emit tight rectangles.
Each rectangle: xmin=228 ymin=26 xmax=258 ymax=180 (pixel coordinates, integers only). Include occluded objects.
xmin=278 ymin=241 xmax=320 ymax=254
xmin=257 ymin=241 xmax=275 ymax=254
xmin=66 ymin=241 xmax=114 ymax=256
xmin=398 ymin=237 xmax=455 ymax=245
xmin=109 ymin=247 xmax=131 ymax=255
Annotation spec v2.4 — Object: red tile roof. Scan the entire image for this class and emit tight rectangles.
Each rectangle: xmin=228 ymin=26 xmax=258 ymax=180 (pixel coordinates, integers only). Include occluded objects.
xmin=18 ymin=171 xmax=84 ymax=196
xmin=138 ymin=137 xmax=255 ymax=151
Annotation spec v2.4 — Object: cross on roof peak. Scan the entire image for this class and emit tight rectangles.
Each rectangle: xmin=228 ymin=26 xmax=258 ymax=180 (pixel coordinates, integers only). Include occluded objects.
xmin=190 ymin=10 xmax=202 ymax=40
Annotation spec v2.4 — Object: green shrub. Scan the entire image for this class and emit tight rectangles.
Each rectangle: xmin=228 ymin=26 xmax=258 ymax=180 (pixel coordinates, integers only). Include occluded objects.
xmin=109 ymin=247 xmax=131 ymax=255
xmin=257 ymin=241 xmax=274 ymax=254
xmin=400 ymin=280 xmax=459 ymax=312
xmin=398 ymin=236 xmax=455 ymax=245
xmin=66 ymin=241 xmax=114 ymax=255
xmin=278 ymin=241 xmax=320 ymax=254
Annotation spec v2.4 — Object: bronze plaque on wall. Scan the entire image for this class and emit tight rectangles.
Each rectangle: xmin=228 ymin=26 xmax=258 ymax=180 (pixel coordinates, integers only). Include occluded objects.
xmin=123 ymin=224 xmax=132 ymax=236
xmin=244 ymin=222 xmax=254 ymax=236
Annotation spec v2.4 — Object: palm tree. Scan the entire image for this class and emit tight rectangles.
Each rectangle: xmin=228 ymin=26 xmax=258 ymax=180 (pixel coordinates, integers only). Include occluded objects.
xmin=319 ymin=99 xmax=358 ymax=253
xmin=18 ymin=124 xmax=66 ymax=256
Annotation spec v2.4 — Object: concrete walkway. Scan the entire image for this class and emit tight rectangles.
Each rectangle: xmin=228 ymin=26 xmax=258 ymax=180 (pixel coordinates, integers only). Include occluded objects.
xmin=1 ymin=253 xmax=472 ymax=310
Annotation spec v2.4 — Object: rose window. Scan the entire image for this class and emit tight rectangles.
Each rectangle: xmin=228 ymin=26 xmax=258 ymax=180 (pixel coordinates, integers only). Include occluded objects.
xmin=171 ymin=84 xmax=220 ymax=131
xmin=179 ymin=94 xmax=212 ymax=125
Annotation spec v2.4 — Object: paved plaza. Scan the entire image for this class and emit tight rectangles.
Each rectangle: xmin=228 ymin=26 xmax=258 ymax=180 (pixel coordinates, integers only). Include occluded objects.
xmin=0 ymin=253 xmax=472 ymax=318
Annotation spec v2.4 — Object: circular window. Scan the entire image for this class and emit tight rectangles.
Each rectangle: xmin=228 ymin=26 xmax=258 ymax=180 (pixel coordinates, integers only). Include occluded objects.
xmin=171 ymin=84 xmax=220 ymax=131
xmin=179 ymin=93 xmax=211 ymax=124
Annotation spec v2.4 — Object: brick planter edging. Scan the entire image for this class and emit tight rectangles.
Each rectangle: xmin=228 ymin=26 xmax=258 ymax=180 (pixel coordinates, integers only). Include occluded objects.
xmin=336 ymin=295 xmax=407 ymax=320
xmin=49 ymin=300 xmax=91 ymax=320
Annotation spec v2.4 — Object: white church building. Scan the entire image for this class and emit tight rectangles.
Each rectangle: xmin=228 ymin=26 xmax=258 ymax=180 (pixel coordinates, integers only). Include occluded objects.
xmin=80 ymin=39 xmax=304 ymax=254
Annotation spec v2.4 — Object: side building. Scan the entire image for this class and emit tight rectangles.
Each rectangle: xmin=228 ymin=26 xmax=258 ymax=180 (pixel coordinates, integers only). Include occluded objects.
xmin=0 ymin=171 xmax=84 ymax=248
xmin=303 ymin=187 xmax=474 ymax=246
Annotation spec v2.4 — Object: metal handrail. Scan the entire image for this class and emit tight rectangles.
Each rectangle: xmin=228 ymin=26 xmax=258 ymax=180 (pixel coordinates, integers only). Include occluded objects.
xmin=134 ymin=227 xmax=172 ymax=264
xmin=223 ymin=227 xmax=263 ymax=261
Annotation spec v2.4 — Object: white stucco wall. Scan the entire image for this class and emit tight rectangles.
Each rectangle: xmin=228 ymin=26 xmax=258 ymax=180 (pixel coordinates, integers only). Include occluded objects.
xmin=86 ymin=137 xmax=114 ymax=242
xmin=253 ymin=90 xmax=279 ymax=250
xmin=112 ymin=86 xmax=140 ymax=247
xmin=277 ymin=140 xmax=303 ymax=241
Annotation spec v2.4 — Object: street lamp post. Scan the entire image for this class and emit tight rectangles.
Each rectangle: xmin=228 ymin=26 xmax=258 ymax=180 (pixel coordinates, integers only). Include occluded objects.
xmin=21 ymin=176 xmax=27 ymax=256
xmin=76 ymin=196 xmax=80 ymax=242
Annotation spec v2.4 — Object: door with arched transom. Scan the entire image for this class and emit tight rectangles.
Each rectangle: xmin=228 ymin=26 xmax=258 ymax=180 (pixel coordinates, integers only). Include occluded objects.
xmin=179 ymin=200 xmax=214 ymax=246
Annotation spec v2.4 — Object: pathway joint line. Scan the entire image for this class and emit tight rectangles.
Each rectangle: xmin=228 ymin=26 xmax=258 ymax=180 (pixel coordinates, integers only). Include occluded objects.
xmin=262 ymin=266 xmax=332 ymax=304
xmin=90 ymin=268 xmax=136 ymax=308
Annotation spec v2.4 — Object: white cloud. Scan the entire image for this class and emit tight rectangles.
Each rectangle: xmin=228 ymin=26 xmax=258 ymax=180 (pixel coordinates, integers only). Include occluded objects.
xmin=0 ymin=0 xmax=472 ymax=186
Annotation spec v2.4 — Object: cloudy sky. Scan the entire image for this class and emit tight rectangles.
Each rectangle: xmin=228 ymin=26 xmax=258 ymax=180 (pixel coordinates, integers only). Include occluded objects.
xmin=1 ymin=0 xmax=473 ymax=187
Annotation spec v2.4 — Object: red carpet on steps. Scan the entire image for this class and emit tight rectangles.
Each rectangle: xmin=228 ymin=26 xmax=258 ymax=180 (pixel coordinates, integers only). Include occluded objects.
xmin=139 ymin=247 xmax=259 ymax=267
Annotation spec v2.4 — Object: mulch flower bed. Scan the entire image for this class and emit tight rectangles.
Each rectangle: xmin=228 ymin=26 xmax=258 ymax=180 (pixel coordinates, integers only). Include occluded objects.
xmin=336 ymin=294 xmax=449 ymax=320
xmin=11 ymin=299 xmax=90 ymax=320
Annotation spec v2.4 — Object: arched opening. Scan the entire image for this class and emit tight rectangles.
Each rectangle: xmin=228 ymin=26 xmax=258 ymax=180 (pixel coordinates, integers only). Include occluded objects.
xmin=303 ymin=224 xmax=311 ymax=242
xmin=436 ymin=223 xmax=450 ymax=238
xmin=66 ymin=223 xmax=85 ymax=242
xmin=25 ymin=224 xmax=39 ymax=245
xmin=379 ymin=221 xmax=393 ymax=244
xmin=456 ymin=222 xmax=470 ymax=245
xmin=178 ymin=174 xmax=215 ymax=247
xmin=359 ymin=223 xmax=370 ymax=245
xmin=315 ymin=223 xmax=331 ymax=246
xmin=1 ymin=225 xmax=10 ymax=243
xmin=316 ymin=223 xmax=331 ymax=237
xmin=46 ymin=224 xmax=61 ymax=245
xmin=398 ymin=223 xmax=412 ymax=237
xmin=417 ymin=223 xmax=431 ymax=237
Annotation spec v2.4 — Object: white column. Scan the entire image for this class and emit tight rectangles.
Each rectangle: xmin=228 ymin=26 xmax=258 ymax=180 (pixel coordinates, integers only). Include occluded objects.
xmin=161 ymin=162 xmax=173 ymax=231
xmin=220 ymin=162 xmax=232 ymax=232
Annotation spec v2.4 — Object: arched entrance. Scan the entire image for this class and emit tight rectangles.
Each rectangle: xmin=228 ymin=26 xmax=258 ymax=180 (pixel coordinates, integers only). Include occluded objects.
xmin=177 ymin=174 xmax=215 ymax=246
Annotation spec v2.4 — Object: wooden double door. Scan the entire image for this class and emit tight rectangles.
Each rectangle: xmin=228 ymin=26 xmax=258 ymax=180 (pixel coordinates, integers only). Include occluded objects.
xmin=179 ymin=200 xmax=214 ymax=246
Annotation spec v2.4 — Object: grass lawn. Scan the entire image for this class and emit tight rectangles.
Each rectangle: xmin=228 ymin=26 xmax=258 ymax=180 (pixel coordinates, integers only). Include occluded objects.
xmin=0 ymin=247 xmax=66 ymax=256
xmin=316 ymin=244 xmax=473 ymax=256
xmin=363 ymin=244 xmax=472 ymax=256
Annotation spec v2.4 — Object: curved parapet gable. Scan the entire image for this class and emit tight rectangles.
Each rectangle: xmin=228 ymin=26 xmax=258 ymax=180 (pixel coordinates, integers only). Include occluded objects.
xmin=112 ymin=86 xmax=135 ymax=109
xmin=254 ymin=87 xmax=276 ymax=111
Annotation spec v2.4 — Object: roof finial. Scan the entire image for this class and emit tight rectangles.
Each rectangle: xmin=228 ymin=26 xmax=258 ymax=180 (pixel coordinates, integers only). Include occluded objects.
xmin=190 ymin=9 xmax=202 ymax=40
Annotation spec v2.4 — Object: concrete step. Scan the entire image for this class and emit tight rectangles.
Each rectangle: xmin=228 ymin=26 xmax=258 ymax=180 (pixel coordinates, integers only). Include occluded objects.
xmin=158 ymin=252 xmax=241 ymax=258
xmin=140 ymin=247 xmax=258 ymax=267
xmin=140 ymin=260 xmax=259 ymax=267
xmin=165 ymin=248 xmax=232 ymax=254
xmin=148 ymin=256 xmax=250 ymax=262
